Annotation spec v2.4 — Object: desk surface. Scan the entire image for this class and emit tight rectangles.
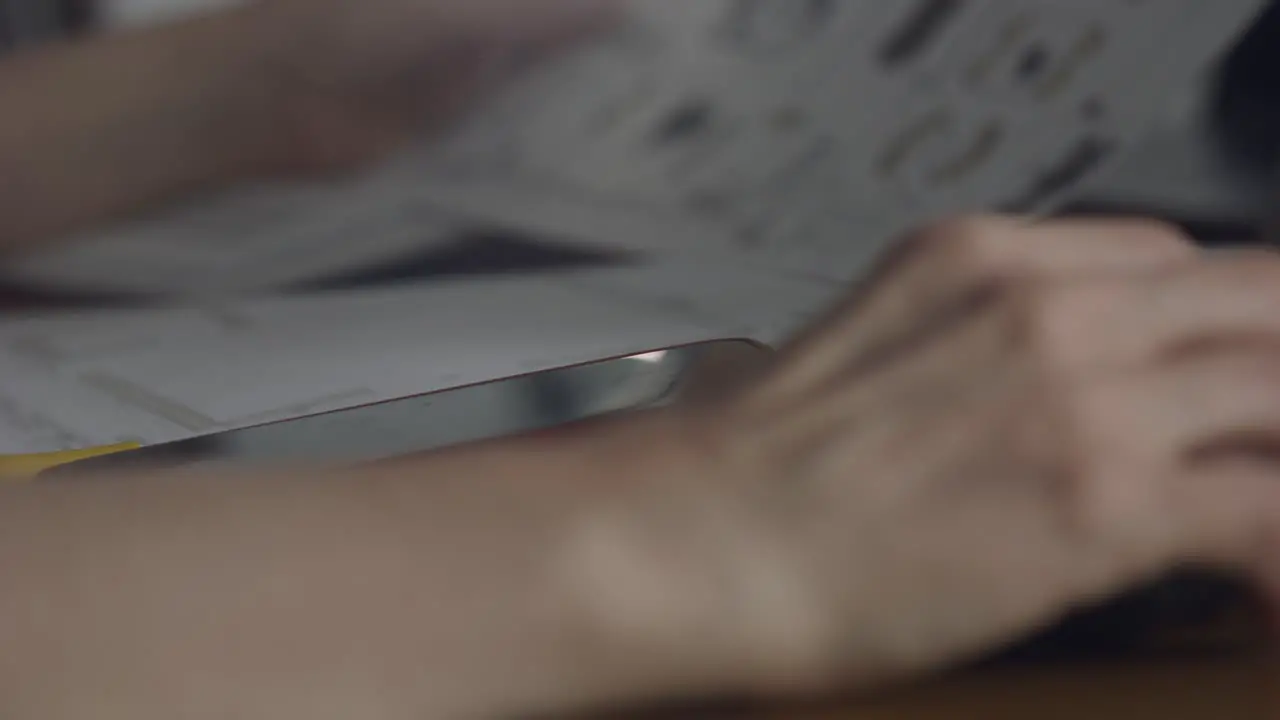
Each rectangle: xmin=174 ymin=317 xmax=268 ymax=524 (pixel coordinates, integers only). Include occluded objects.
xmin=723 ymin=656 xmax=1276 ymax=720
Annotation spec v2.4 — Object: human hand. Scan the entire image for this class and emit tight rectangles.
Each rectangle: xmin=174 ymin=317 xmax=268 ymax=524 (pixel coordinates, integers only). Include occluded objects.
xmin=253 ymin=0 xmax=622 ymax=172
xmin=568 ymin=216 xmax=1280 ymax=696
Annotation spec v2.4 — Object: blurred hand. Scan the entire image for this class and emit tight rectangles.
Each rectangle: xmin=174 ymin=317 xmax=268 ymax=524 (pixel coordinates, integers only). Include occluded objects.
xmin=253 ymin=0 xmax=621 ymax=171
xmin=575 ymin=216 xmax=1280 ymax=694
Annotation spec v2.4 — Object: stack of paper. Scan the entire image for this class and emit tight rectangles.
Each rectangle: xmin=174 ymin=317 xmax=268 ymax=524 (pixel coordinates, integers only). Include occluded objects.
xmin=0 ymin=261 xmax=839 ymax=452
xmin=0 ymin=0 xmax=1266 ymax=453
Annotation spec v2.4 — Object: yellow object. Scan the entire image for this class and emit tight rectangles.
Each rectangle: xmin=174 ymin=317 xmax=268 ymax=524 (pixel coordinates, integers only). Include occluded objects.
xmin=0 ymin=443 xmax=142 ymax=483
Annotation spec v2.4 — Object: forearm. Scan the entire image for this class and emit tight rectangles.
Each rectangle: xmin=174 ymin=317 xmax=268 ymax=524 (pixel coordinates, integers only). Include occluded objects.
xmin=0 ymin=411 xmax=754 ymax=718
xmin=0 ymin=7 xmax=296 ymax=254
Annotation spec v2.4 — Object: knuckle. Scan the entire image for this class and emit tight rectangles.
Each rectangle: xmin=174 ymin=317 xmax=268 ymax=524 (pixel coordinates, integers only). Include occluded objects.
xmin=1004 ymin=280 xmax=1102 ymax=370
xmin=1210 ymin=249 xmax=1280 ymax=287
xmin=908 ymin=214 xmax=1017 ymax=270
xmin=1209 ymin=355 xmax=1280 ymax=405
xmin=1053 ymin=383 xmax=1163 ymax=547
xmin=1105 ymin=218 xmax=1196 ymax=256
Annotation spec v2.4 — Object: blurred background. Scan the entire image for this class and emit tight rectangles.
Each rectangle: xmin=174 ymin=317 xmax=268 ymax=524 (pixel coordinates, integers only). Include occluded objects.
xmin=1 ymin=0 xmax=1271 ymax=237
xmin=3 ymin=0 xmax=1280 ymax=299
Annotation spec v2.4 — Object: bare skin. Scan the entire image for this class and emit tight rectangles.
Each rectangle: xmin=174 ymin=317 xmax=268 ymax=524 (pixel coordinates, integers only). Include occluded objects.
xmin=3 ymin=217 xmax=1280 ymax=717
xmin=0 ymin=0 xmax=619 ymax=252
xmin=1 ymin=1 xmax=1280 ymax=717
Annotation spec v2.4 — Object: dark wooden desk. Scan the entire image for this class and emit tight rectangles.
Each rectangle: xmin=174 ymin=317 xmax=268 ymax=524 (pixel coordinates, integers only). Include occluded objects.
xmin=716 ymin=656 xmax=1277 ymax=720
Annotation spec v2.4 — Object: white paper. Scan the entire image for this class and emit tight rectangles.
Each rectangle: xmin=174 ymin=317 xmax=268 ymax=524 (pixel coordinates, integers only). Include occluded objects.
xmin=96 ymin=0 xmax=249 ymax=29
xmin=410 ymin=0 xmax=1268 ymax=282
xmin=558 ymin=258 xmax=846 ymax=347
xmin=4 ymin=0 xmax=1266 ymax=294
xmin=0 ymin=273 xmax=737 ymax=453
xmin=1 ymin=180 xmax=473 ymax=295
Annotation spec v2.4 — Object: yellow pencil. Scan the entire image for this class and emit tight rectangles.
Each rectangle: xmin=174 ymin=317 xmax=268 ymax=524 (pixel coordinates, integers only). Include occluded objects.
xmin=0 ymin=443 xmax=142 ymax=483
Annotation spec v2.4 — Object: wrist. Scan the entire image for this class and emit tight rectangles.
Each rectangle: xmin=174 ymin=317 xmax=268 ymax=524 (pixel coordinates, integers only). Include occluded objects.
xmin=360 ymin=408 xmax=774 ymax=713
xmin=552 ymin=408 xmax=832 ymax=697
